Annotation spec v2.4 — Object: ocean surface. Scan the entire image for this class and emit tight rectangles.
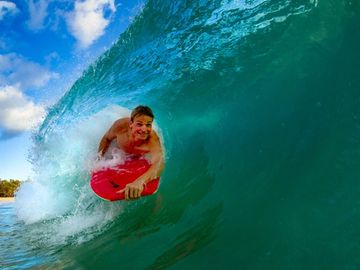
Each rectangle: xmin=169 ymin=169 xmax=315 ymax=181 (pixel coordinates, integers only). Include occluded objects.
xmin=1 ymin=0 xmax=360 ymax=269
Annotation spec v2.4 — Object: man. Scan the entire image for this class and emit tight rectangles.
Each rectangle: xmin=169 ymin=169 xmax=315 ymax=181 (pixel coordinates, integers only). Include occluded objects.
xmin=98 ymin=105 xmax=164 ymax=200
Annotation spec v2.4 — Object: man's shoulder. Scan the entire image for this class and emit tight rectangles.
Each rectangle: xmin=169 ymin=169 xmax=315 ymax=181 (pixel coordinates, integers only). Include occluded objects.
xmin=112 ymin=118 xmax=130 ymax=132
xmin=150 ymin=130 xmax=159 ymax=140
xmin=149 ymin=130 xmax=161 ymax=146
xmin=114 ymin=117 xmax=130 ymax=125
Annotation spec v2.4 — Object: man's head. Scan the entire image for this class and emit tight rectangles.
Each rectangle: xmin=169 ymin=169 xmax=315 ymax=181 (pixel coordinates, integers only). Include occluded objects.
xmin=130 ymin=105 xmax=154 ymax=121
xmin=129 ymin=105 xmax=154 ymax=142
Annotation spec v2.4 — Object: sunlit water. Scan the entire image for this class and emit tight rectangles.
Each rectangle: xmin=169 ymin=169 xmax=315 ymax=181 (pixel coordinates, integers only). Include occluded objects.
xmin=1 ymin=0 xmax=360 ymax=269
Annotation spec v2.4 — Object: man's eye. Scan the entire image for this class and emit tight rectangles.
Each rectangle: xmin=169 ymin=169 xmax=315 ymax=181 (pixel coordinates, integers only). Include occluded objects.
xmin=146 ymin=124 xmax=152 ymax=128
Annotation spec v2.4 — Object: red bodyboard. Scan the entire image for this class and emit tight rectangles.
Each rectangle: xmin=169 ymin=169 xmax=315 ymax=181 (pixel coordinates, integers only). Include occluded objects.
xmin=90 ymin=158 xmax=160 ymax=201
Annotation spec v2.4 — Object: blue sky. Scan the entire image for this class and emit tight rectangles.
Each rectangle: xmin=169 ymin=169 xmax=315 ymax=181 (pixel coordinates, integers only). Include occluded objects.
xmin=0 ymin=0 xmax=144 ymax=180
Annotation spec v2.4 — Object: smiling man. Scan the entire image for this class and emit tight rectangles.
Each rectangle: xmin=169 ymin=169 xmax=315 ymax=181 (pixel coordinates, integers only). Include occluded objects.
xmin=98 ymin=105 xmax=164 ymax=200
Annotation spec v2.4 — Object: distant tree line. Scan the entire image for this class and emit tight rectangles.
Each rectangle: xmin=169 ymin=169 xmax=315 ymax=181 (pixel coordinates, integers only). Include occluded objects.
xmin=0 ymin=179 xmax=21 ymax=197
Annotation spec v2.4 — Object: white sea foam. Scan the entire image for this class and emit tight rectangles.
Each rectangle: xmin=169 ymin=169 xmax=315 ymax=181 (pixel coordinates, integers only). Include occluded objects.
xmin=14 ymin=105 xmax=153 ymax=245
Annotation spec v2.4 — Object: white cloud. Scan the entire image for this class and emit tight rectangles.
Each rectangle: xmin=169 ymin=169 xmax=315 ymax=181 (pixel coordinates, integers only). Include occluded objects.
xmin=27 ymin=0 xmax=49 ymax=31
xmin=44 ymin=51 xmax=60 ymax=65
xmin=66 ymin=0 xmax=116 ymax=48
xmin=0 ymin=53 xmax=59 ymax=89
xmin=0 ymin=1 xmax=18 ymax=20
xmin=0 ymin=85 xmax=46 ymax=134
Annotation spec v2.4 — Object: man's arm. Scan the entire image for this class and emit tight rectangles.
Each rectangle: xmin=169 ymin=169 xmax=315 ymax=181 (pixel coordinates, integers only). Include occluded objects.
xmin=137 ymin=135 xmax=164 ymax=184
xmin=98 ymin=118 xmax=127 ymax=156
xmin=119 ymin=131 xmax=164 ymax=200
xmin=98 ymin=133 xmax=113 ymax=157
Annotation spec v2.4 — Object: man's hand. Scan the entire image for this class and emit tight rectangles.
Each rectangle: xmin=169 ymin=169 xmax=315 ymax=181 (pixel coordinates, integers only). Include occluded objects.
xmin=117 ymin=180 xmax=145 ymax=200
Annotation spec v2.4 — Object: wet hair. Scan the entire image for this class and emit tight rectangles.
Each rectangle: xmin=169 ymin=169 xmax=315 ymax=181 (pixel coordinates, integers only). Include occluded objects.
xmin=130 ymin=105 xmax=154 ymax=121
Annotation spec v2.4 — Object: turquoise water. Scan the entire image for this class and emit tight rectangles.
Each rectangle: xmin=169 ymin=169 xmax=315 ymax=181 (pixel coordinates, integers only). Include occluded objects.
xmin=2 ymin=0 xmax=360 ymax=269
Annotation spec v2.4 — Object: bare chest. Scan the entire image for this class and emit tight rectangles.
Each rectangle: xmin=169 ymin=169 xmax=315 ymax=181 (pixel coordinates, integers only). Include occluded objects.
xmin=116 ymin=133 xmax=150 ymax=155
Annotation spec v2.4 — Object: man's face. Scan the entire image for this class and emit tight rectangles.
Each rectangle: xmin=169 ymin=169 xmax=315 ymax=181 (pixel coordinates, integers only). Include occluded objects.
xmin=129 ymin=114 xmax=153 ymax=141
